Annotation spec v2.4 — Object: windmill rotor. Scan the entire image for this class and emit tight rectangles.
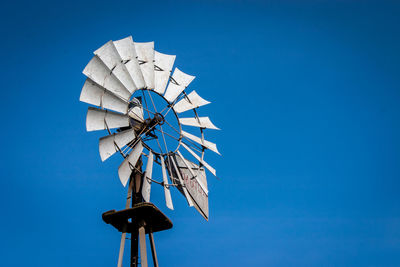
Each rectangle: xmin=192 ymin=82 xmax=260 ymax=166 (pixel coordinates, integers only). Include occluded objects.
xmin=80 ymin=36 xmax=220 ymax=266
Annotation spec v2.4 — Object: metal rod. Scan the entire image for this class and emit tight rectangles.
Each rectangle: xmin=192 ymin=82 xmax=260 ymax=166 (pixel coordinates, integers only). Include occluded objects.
xmin=149 ymin=232 xmax=159 ymax=267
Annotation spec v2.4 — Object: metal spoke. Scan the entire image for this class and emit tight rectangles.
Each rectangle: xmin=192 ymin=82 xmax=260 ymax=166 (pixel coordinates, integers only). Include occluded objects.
xmin=162 ymin=119 xmax=201 ymax=151
xmin=159 ymin=125 xmax=170 ymax=153
xmin=156 ymin=137 xmax=165 ymax=155
xmin=161 ymin=93 xmax=184 ymax=116
xmin=154 ymin=128 xmax=180 ymax=142
xmin=141 ymin=90 xmax=151 ymax=119
xmin=163 ymin=119 xmax=181 ymax=136
xmin=147 ymin=90 xmax=158 ymax=113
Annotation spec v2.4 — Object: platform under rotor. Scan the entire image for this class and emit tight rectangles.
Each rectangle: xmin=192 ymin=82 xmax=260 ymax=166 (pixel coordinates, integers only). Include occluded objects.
xmin=102 ymin=202 xmax=173 ymax=234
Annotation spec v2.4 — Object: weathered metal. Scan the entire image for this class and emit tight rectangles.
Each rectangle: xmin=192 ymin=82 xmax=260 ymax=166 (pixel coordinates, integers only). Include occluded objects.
xmin=179 ymin=116 xmax=220 ymax=130
xmin=164 ymin=68 xmax=195 ymax=102
xmin=173 ymin=90 xmax=210 ymax=113
xmin=154 ymin=51 xmax=176 ymax=94
xmin=81 ymin=36 xmax=221 ymax=266
xmin=169 ymin=153 xmax=209 ymax=220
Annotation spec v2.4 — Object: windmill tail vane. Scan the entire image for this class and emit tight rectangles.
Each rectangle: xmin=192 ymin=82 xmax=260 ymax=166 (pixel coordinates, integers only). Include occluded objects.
xmin=79 ymin=36 xmax=221 ymax=266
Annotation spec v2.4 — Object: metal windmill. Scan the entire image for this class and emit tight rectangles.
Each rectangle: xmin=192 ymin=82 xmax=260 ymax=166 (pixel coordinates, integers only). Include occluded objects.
xmin=79 ymin=36 xmax=220 ymax=266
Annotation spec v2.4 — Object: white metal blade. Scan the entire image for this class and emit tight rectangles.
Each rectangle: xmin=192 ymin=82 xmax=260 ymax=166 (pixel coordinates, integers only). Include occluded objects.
xmin=164 ymin=68 xmax=196 ymax=102
xmin=180 ymin=143 xmax=216 ymax=176
xmin=82 ymin=56 xmax=131 ymax=101
xmin=86 ymin=107 xmax=130 ymax=132
xmin=181 ymin=130 xmax=220 ymax=155
xmin=179 ymin=117 xmax=220 ymax=130
xmin=138 ymin=226 xmax=148 ymax=267
xmin=128 ymin=98 xmax=144 ymax=122
xmin=114 ymin=36 xmax=146 ymax=90
xmin=118 ymin=141 xmax=144 ymax=187
xmin=174 ymin=152 xmax=209 ymax=220
xmin=170 ymin=155 xmax=194 ymax=207
xmin=164 ymin=68 xmax=195 ymax=102
xmin=176 ymin=150 xmax=208 ymax=194
xmin=80 ymin=79 xmax=129 ymax=114
xmin=134 ymin=42 xmax=155 ymax=89
xmin=99 ymin=128 xmax=136 ymax=161
xmin=141 ymin=152 xmax=153 ymax=202
xmin=161 ymin=156 xmax=174 ymax=210
xmin=94 ymin=40 xmax=137 ymax=94
xmin=154 ymin=51 xmax=176 ymax=94
xmin=173 ymin=90 xmax=210 ymax=113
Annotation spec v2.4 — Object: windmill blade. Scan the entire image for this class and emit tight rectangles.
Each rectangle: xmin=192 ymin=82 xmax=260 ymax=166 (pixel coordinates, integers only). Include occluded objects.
xmin=80 ymin=79 xmax=129 ymax=114
xmin=180 ymin=143 xmax=216 ymax=176
xmin=141 ymin=152 xmax=154 ymax=202
xmin=98 ymin=128 xmax=136 ymax=161
xmin=114 ymin=36 xmax=146 ymax=90
xmin=170 ymin=155 xmax=194 ymax=207
xmin=118 ymin=141 xmax=144 ymax=187
xmin=128 ymin=98 xmax=144 ymax=122
xmin=134 ymin=42 xmax=155 ymax=89
xmin=164 ymin=68 xmax=195 ymax=102
xmin=82 ymin=56 xmax=131 ymax=101
xmin=154 ymin=51 xmax=176 ymax=94
xmin=176 ymin=150 xmax=208 ymax=195
xmin=86 ymin=107 xmax=130 ymax=132
xmin=179 ymin=117 xmax=220 ymax=130
xmin=173 ymin=90 xmax=210 ymax=113
xmin=161 ymin=156 xmax=174 ymax=210
xmin=181 ymin=130 xmax=220 ymax=155
xmin=138 ymin=226 xmax=148 ymax=267
xmin=94 ymin=40 xmax=137 ymax=94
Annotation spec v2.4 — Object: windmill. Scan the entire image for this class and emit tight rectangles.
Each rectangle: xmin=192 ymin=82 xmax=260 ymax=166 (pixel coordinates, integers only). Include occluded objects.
xmin=79 ymin=36 xmax=220 ymax=266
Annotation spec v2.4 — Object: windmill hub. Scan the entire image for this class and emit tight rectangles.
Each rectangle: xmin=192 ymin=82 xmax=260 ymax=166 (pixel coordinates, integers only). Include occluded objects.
xmin=144 ymin=112 xmax=165 ymax=128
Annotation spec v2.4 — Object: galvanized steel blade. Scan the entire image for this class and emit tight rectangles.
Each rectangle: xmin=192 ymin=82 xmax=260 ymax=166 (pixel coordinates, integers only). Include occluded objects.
xmin=170 ymin=155 xmax=194 ymax=207
xmin=181 ymin=130 xmax=220 ymax=155
xmin=98 ymin=128 xmax=136 ymax=161
xmin=94 ymin=40 xmax=137 ymax=94
xmin=164 ymin=68 xmax=195 ymax=102
xmin=179 ymin=117 xmax=220 ymax=130
xmin=141 ymin=152 xmax=154 ymax=202
xmin=118 ymin=141 xmax=144 ymax=187
xmin=181 ymin=143 xmax=216 ymax=176
xmin=82 ymin=56 xmax=131 ymax=101
xmin=134 ymin=42 xmax=155 ymax=89
xmin=86 ymin=107 xmax=130 ymax=132
xmin=128 ymin=98 xmax=144 ymax=122
xmin=138 ymin=226 xmax=148 ymax=267
xmin=176 ymin=150 xmax=208 ymax=194
xmin=114 ymin=36 xmax=146 ymax=90
xmin=173 ymin=90 xmax=210 ymax=113
xmin=161 ymin=156 xmax=174 ymax=210
xmin=154 ymin=51 xmax=176 ymax=94
xmin=80 ymin=79 xmax=129 ymax=114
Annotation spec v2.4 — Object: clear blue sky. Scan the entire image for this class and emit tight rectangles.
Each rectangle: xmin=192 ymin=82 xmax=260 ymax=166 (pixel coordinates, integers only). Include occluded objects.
xmin=1 ymin=0 xmax=400 ymax=266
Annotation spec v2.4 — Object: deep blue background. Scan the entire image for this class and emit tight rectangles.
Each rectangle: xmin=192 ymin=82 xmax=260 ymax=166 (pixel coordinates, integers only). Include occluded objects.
xmin=1 ymin=1 xmax=399 ymax=266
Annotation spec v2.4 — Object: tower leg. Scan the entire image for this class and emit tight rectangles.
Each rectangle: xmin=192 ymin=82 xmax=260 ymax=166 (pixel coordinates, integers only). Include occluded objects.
xmin=149 ymin=232 xmax=159 ymax=267
xmin=131 ymin=229 xmax=139 ymax=267
xmin=138 ymin=224 xmax=148 ymax=267
xmin=117 ymin=233 xmax=127 ymax=267
xmin=117 ymin=177 xmax=134 ymax=267
xmin=131 ymin=160 xmax=143 ymax=267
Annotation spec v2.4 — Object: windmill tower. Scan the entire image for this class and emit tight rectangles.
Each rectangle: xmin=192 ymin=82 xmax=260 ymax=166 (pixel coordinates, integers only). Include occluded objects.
xmin=79 ymin=36 xmax=220 ymax=266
